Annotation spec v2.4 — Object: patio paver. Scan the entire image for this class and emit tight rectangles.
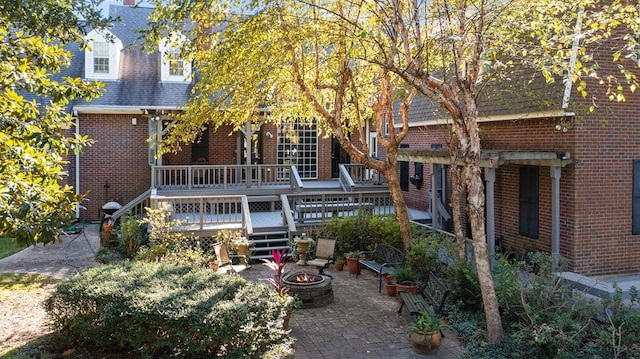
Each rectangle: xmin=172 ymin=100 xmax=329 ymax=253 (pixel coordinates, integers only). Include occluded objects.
xmin=239 ymin=261 xmax=465 ymax=358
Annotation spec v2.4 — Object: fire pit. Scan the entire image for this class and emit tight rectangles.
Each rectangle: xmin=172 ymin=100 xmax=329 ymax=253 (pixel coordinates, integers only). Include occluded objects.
xmin=283 ymin=271 xmax=334 ymax=308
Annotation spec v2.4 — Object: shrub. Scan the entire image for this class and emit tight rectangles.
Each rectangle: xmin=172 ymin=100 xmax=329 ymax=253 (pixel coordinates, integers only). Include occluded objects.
xmin=45 ymin=262 xmax=294 ymax=358
xmin=137 ymin=207 xmax=209 ymax=267
xmin=405 ymin=231 xmax=455 ymax=282
xmin=118 ymin=213 xmax=143 ymax=258
xmin=319 ymin=213 xmax=402 ymax=255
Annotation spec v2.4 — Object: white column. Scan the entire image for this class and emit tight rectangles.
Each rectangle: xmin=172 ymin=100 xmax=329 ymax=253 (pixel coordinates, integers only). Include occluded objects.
xmin=550 ymin=166 xmax=561 ymax=271
xmin=484 ymin=167 xmax=496 ymax=269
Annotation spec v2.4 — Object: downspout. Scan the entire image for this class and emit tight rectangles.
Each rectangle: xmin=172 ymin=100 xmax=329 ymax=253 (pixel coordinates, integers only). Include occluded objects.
xmin=562 ymin=7 xmax=584 ymax=109
xmin=74 ymin=111 xmax=81 ymax=220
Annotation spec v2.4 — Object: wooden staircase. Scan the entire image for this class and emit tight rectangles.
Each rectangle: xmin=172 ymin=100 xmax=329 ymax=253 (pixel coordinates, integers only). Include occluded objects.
xmin=248 ymin=228 xmax=291 ymax=261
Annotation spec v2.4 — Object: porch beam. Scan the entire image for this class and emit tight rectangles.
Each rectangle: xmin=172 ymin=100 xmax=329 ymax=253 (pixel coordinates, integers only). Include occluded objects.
xmin=550 ymin=166 xmax=561 ymax=271
xmin=484 ymin=167 xmax=496 ymax=269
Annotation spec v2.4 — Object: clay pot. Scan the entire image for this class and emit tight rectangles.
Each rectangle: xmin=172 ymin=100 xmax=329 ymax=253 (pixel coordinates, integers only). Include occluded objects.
xmin=335 ymin=261 xmax=344 ymax=271
xmin=346 ymin=257 xmax=362 ymax=275
xmin=385 ymin=282 xmax=397 ymax=296
xmin=410 ymin=330 xmax=442 ymax=355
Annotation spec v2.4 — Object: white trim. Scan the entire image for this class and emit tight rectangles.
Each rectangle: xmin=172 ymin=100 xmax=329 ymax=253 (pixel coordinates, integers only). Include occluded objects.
xmin=159 ymin=35 xmax=192 ymax=83
xmin=84 ymin=29 xmax=122 ymax=81
xmin=73 ymin=105 xmax=182 ymax=115
xmin=398 ymin=109 xmax=575 ymax=128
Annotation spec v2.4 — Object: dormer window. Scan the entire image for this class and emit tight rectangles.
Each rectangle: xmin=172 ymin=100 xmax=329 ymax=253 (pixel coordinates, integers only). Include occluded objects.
xmin=84 ymin=29 xmax=122 ymax=80
xmin=167 ymin=48 xmax=184 ymax=76
xmin=160 ymin=34 xmax=192 ymax=82
xmin=93 ymin=42 xmax=110 ymax=73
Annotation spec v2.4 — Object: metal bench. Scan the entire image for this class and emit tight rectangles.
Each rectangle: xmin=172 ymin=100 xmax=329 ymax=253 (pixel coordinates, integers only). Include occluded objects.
xmin=397 ymin=271 xmax=450 ymax=317
xmin=357 ymin=244 xmax=405 ymax=292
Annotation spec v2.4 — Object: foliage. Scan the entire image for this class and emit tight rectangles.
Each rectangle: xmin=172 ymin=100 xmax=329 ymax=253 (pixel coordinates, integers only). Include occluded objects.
xmin=262 ymin=249 xmax=301 ymax=310
xmin=393 ymin=267 xmax=418 ymax=285
xmin=137 ymin=207 xmax=208 ymax=267
xmin=446 ymin=252 xmax=640 ymax=358
xmin=405 ymin=232 xmax=456 ymax=283
xmin=0 ymin=273 xmax=58 ymax=292
xmin=213 ymin=229 xmax=246 ymax=253
xmin=0 ymin=238 xmax=24 ymax=259
xmin=319 ymin=214 xmax=402 ymax=255
xmin=45 ymin=261 xmax=295 ymax=358
xmin=117 ymin=213 xmax=143 ymax=259
xmin=344 ymin=251 xmax=362 ymax=259
xmin=290 ymin=233 xmax=315 ymax=262
xmin=94 ymin=246 xmax=126 ymax=264
xmin=412 ymin=313 xmax=442 ymax=334
xmin=0 ymin=0 xmax=108 ymax=246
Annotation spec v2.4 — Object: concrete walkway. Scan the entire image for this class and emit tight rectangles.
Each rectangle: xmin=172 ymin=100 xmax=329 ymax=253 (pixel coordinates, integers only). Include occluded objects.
xmin=0 ymin=224 xmax=465 ymax=358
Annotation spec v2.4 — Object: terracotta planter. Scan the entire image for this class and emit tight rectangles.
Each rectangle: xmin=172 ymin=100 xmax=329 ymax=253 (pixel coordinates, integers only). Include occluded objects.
xmin=209 ymin=261 xmax=219 ymax=271
xmin=346 ymin=257 xmax=362 ymax=275
xmin=385 ymin=282 xmax=397 ymax=296
xmin=410 ymin=330 xmax=441 ymax=355
xmin=395 ymin=282 xmax=418 ymax=302
xmin=335 ymin=261 xmax=344 ymax=271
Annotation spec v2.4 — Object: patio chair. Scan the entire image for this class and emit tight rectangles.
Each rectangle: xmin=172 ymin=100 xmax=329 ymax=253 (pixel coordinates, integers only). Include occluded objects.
xmin=306 ymin=238 xmax=336 ymax=278
xmin=212 ymin=242 xmax=247 ymax=274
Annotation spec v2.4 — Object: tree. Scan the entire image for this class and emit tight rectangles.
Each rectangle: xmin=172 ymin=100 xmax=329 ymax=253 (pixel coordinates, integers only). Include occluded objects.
xmin=144 ymin=0 xmax=418 ymax=249
xmin=0 ymin=0 xmax=107 ymax=246
xmin=145 ymin=0 xmax=639 ymax=345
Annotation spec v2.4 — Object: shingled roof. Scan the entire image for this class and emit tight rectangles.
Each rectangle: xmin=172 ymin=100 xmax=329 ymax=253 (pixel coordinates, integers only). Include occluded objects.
xmin=68 ymin=4 xmax=193 ymax=111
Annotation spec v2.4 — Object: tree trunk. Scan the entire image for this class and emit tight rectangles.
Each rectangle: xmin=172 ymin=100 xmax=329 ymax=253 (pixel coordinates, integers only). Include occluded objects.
xmin=382 ymin=166 xmax=412 ymax=251
xmin=450 ymin=164 xmax=467 ymax=260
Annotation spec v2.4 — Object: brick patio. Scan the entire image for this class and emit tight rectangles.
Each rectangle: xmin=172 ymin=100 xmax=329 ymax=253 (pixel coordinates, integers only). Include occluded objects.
xmin=239 ymin=261 xmax=465 ymax=358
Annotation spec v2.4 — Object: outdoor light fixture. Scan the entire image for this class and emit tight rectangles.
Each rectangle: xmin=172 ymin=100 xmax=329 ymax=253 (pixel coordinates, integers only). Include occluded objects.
xmin=555 ymin=124 xmax=569 ymax=132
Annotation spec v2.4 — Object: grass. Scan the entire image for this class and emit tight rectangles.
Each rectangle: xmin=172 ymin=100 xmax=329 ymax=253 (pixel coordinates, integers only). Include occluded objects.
xmin=0 ymin=238 xmax=24 ymax=260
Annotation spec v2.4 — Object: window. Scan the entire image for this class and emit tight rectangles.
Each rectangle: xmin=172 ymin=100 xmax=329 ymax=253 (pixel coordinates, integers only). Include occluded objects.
xmin=159 ymin=35 xmax=192 ymax=82
xmin=278 ymin=120 xmax=318 ymax=179
xmin=167 ymin=48 xmax=184 ymax=76
xmin=93 ymin=42 xmax=109 ymax=73
xmin=84 ymin=30 xmax=122 ymax=80
xmin=519 ymin=166 xmax=539 ymax=238
xmin=633 ymin=160 xmax=640 ymax=234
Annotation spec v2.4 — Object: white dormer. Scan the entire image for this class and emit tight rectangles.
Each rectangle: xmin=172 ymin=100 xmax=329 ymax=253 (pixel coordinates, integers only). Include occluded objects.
xmin=159 ymin=34 xmax=192 ymax=82
xmin=84 ymin=29 xmax=122 ymax=80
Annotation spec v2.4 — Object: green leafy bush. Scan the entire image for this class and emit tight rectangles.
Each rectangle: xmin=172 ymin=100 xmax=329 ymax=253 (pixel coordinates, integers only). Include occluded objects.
xmin=118 ymin=213 xmax=143 ymax=258
xmin=319 ymin=213 xmax=402 ymax=255
xmin=405 ymin=231 xmax=455 ymax=283
xmin=45 ymin=262 xmax=294 ymax=358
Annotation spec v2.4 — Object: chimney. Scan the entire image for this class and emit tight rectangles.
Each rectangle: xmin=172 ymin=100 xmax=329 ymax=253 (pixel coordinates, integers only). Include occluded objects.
xmin=123 ymin=0 xmax=135 ymax=5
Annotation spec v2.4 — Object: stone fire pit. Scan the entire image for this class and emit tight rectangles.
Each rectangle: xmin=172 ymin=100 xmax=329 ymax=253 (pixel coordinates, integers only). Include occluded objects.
xmin=282 ymin=271 xmax=334 ymax=309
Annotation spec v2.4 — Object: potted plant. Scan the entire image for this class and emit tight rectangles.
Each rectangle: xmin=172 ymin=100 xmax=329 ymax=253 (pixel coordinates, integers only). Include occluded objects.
xmin=262 ymin=249 xmax=301 ymax=330
xmin=292 ymin=233 xmax=315 ymax=266
xmin=334 ymin=254 xmax=345 ymax=271
xmin=232 ymin=235 xmax=252 ymax=266
xmin=384 ymin=275 xmax=396 ymax=296
xmin=393 ymin=267 xmax=418 ymax=301
xmin=345 ymin=251 xmax=363 ymax=275
xmin=410 ymin=313 xmax=443 ymax=354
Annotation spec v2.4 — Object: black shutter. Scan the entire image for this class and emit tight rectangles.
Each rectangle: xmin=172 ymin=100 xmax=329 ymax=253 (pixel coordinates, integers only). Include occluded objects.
xmin=400 ymin=144 xmax=409 ymax=191
xmin=519 ymin=166 xmax=539 ymax=238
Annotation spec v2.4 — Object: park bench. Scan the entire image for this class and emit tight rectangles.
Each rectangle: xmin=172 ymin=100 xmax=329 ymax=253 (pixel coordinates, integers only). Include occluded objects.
xmin=397 ymin=271 xmax=450 ymax=317
xmin=357 ymin=244 xmax=405 ymax=292
xmin=295 ymin=201 xmax=374 ymax=223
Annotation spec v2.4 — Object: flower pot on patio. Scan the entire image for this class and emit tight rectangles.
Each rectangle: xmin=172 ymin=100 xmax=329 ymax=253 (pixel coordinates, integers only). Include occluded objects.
xmin=335 ymin=260 xmax=344 ymax=271
xmin=345 ymin=254 xmax=362 ymax=275
xmin=385 ymin=281 xmax=397 ymax=296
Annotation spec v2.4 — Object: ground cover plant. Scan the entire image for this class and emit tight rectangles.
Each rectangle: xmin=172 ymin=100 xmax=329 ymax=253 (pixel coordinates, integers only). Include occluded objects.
xmin=0 ymin=238 xmax=24 ymax=260
xmin=45 ymin=262 xmax=294 ymax=358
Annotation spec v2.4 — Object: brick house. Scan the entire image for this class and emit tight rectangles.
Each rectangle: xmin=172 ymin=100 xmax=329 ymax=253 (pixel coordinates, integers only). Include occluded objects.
xmin=63 ymin=3 xmax=355 ymax=223
xmin=390 ymin=45 xmax=640 ymax=277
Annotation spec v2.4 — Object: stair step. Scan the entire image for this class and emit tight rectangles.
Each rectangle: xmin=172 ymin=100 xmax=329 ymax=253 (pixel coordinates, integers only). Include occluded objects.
xmin=251 ymin=238 xmax=289 ymax=245
xmin=250 ymin=245 xmax=291 ymax=252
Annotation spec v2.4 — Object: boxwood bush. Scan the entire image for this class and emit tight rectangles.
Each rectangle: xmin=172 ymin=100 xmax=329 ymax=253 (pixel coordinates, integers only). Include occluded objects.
xmin=45 ymin=262 xmax=294 ymax=358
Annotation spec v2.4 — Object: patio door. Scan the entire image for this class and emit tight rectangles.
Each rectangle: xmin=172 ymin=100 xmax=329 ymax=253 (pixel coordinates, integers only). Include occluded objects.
xmin=331 ymin=137 xmax=350 ymax=178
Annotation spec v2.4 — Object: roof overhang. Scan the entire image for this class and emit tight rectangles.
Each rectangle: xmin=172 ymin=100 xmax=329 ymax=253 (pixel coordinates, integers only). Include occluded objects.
xmin=72 ymin=105 xmax=183 ymax=115
xmin=398 ymin=149 xmax=576 ymax=168
xmin=398 ymin=109 xmax=575 ymax=128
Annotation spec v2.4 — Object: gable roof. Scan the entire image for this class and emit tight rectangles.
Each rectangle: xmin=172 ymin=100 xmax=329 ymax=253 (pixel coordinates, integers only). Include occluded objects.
xmin=70 ymin=5 xmax=193 ymax=113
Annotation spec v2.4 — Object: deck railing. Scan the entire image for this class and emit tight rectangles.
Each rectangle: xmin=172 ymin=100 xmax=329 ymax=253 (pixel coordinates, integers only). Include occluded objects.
xmin=110 ymin=189 xmax=151 ymax=222
xmin=286 ymin=191 xmax=395 ymax=223
xmin=150 ymin=194 xmax=253 ymax=234
xmin=340 ymin=163 xmax=385 ymax=186
xmin=151 ymin=164 xmax=302 ymax=191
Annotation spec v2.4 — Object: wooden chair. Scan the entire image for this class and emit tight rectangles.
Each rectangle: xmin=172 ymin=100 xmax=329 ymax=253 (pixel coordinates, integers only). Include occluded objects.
xmin=306 ymin=238 xmax=336 ymax=278
xmin=212 ymin=242 xmax=247 ymax=274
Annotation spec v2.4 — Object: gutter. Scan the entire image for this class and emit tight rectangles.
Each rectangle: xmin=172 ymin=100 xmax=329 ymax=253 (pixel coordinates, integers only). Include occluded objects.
xmin=72 ymin=105 xmax=182 ymax=115
xmin=74 ymin=111 xmax=81 ymax=219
